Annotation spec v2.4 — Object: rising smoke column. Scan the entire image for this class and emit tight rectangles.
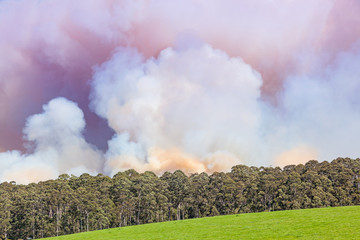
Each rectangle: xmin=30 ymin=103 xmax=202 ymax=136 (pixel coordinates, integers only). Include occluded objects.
xmin=91 ymin=44 xmax=264 ymax=175
xmin=92 ymin=42 xmax=360 ymax=175
xmin=0 ymin=0 xmax=344 ymax=151
xmin=0 ymin=98 xmax=102 ymax=184
xmin=1 ymin=0 xmax=360 ymax=183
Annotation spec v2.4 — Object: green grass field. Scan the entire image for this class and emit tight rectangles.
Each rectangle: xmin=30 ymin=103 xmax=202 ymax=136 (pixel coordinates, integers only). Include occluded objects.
xmin=44 ymin=206 xmax=360 ymax=239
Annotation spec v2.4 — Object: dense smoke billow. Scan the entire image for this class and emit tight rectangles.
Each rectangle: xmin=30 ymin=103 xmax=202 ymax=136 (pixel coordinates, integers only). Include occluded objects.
xmin=1 ymin=0 xmax=360 ymax=183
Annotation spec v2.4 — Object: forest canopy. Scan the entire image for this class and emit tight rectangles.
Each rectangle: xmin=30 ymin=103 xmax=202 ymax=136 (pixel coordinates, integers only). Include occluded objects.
xmin=1 ymin=157 xmax=360 ymax=239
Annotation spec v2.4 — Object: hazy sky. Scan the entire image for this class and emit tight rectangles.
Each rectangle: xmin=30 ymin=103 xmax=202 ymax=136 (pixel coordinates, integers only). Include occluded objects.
xmin=1 ymin=0 xmax=360 ymax=183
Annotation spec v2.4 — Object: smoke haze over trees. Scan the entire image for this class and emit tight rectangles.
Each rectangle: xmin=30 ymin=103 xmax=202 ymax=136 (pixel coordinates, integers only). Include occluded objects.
xmin=1 ymin=158 xmax=360 ymax=239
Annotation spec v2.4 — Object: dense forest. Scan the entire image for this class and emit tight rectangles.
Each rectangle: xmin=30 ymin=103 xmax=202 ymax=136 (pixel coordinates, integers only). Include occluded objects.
xmin=1 ymin=157 xmax=360 ymax=239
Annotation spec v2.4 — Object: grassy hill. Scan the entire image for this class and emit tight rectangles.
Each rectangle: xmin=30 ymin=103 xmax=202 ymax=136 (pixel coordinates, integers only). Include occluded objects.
xmin=44 ymin=206 xmax=360 ymax=239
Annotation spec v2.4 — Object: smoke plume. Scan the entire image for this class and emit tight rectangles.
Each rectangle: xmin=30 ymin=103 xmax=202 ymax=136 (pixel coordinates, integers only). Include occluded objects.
xmin=0 ymin=98 xmax=102 ymax=184
xmin=91 ymin=45 xmax=263 ymax=175
xmin=1 ymin=0 xmax=360 ymax=183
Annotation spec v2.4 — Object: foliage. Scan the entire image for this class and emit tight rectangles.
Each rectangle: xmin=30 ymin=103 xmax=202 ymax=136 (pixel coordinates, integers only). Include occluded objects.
xmin=1 ymin=157 xmax=360 ymax=239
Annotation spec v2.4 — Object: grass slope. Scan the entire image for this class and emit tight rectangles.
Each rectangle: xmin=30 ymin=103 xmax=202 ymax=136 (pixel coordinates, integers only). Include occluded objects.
xmin=44 ymin=206 xmax=360 ymax=239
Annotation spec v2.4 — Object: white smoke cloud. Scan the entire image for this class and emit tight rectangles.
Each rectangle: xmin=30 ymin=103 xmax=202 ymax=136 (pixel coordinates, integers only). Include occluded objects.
xmin=0 ymin=97 xmax=102 ymax=184
xmin=0 ymin=150 xmax=59 ymax=185
xmin=2 ymin=39 xmax=360 ymax=183
xmin=278 ymin=43 xmax=360 ymax=162
xmin=1 ymin=0 xmax=360 ymax=183
xmin=91 ymin=44 xmax=265 ymax=175
xmin=91 ymin=41 xmax=360 ymax=172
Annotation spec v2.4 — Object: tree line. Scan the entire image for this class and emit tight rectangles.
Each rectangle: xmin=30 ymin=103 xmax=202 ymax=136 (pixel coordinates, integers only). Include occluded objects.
xmin=1 ymin=157 xmax=360 ymax=239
